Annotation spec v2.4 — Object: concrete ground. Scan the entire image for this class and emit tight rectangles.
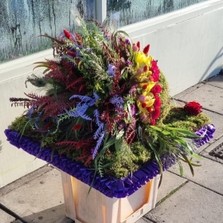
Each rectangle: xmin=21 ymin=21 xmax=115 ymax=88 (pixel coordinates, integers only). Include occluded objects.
xmin=0 ymin=74 xmax=223 ymax=223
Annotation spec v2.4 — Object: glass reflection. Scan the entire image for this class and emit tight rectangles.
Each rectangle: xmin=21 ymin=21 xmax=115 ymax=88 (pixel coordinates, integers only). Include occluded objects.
xmin=0 ymin=0 xmax=94 ymax=63
xmin=107 ymin=0 xmax=209 ymax=28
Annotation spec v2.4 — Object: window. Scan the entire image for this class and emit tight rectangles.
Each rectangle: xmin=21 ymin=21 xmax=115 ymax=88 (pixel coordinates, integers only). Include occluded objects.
xmin=107 ymin=0 xmax=209 ymax=28
xmin=0 ymin=0 xmax=210 ymax=63
xmin=0 ymin=0 xmax=95 ymax=63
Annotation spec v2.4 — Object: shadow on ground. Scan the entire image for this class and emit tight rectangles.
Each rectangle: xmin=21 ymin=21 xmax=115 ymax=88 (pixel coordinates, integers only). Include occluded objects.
xmin=13 ymin=204 xmax=73 ymax=223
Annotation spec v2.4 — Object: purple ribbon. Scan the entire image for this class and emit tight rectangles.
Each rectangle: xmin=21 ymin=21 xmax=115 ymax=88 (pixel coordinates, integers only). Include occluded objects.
xmin=4 ymin=129 xmax=175 ymax=198
xmin=194 ymin=124 xmax=215 ymax=147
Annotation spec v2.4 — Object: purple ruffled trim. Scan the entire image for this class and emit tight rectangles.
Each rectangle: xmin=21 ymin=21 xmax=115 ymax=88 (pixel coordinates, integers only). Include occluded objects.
xmin=194 ymin=124 xmax=215 ymax=147
xmin=4 ymin=129 xmax=175 ymax=198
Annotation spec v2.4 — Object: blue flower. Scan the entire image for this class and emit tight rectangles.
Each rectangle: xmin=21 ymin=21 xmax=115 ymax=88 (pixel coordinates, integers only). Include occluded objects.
xmin=67 ymin=93 xmax=100 ymax=120
xmin=110 ymin=95 xmax=124 ymax=108
xmin=107 ymin=64 xmax=116 ymax=77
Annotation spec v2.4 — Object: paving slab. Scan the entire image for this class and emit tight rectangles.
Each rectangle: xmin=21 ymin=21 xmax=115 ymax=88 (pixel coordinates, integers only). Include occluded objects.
xmin=173 ymin=83 xmax=205 ymax=99
xmin=0 ymin=209 xmax=14 ymax=223
xmin=157 ymin=171 xmax=187 ymax=203
xmin=201 ymin=136 xmax=223 ymax=164
xmin=169 ymin=156 xmax=223 ymax=195
xmin=136 ymin=217 xmax=154 ymax=223
xmin=13 ymin=206 xmax=73 ymax=223
xmin=0 ymin=165 xmax=53 ymax=196
xmin=206 ymin=74 xmax=223 ymax=89
xmin=0 ymin=167 xmax=65 ymax=223
xmin=174 ymin=84 xmax=223 ymax=114
xmin=145 ymin=182 xmax=223 ymax=223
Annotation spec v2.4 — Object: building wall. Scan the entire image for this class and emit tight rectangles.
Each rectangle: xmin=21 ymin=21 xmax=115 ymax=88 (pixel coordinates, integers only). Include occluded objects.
xmin=123 ymin=0 xmax=223 ymax=95
xmin=0 ymin=50 xmax=52 ymax=188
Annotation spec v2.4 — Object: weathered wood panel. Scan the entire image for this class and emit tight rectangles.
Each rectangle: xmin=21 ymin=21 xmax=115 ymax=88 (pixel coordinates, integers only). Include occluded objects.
xmin=0 ymin=0 xmax=94 ymax=63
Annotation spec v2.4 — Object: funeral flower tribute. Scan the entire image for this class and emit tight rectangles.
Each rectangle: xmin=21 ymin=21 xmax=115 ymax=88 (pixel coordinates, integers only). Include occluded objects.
xmin=5 ymin=21 xmax=215 ymax=198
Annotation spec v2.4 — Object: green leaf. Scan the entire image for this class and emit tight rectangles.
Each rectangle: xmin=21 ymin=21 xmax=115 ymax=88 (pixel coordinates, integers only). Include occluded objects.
xmin=180 ymin=154 xmax=194 ymax=176
xmin=178 ymin=160 xmax=184 ymax=176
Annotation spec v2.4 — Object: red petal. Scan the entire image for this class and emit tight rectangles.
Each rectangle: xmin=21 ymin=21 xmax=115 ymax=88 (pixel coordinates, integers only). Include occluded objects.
xmin=143 ymin=44 xmax=150 ymax=55
xmin=64 ymin=29 xmax=71 ymax=39
xmin=142 ymin=102 xmax=147 ymax=108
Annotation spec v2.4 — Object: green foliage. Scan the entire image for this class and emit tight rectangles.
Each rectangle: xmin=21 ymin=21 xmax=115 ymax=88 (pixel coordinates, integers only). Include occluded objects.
xmin=145 ymin=124 xmax=201 ymax=176
xmin=163 ymin=107 xmax=210 ymax=131
xmin=10 ymin=116 xmax=33 ymax=137
xmin=130 ymin=141 xmax=151 ymax=163
xmin=157 ymin=72 xmax=171 ymax=124
xmin=94 ymin=138 xmax=151 ymax=178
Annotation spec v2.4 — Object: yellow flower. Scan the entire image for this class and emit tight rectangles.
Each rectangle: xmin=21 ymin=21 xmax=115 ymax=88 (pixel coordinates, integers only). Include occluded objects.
xmin=140 ymin=81 xmax=156 ymax=93
xmin=136 ymin=71 xmax=152 ymax=82
xmin=135 ymin=52 xmax=152 ymax=68
xmin=143 ymin=95 xmax=155 ymax=107
xmin=137 ymin=93 xmax=155 ymax=114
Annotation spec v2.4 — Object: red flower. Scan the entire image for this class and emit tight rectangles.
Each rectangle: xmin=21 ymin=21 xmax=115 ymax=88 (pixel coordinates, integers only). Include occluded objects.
xmin=154 ymin=96 xmax=161 ymax=109
xmin=152 ymin=108 xmax=160 ymax=119
xmin=150 ymin=60 xmax=160 ymax=82
xmin=143 ymin=44 xmax=150 ymax=55
xmin=151 ymin=84 xmax=162 ymax=94
xmin=184 ymin=101 xmax=202 ymax=115
xmin=150 ymin=119 xmax=156 ymax=125
xmin=64 ymin=29 xmax=72 ymax=39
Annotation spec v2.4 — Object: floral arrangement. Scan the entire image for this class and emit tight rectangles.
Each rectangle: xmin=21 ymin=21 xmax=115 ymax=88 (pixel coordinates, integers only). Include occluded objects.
xmin=5 ymin=20 xmax=215 ymax=197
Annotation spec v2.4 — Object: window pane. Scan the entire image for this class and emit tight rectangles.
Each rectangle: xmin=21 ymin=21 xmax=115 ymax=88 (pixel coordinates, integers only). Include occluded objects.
xmin=107 ymin=0 xmax=209 ymax=28
xmin=0 ymin=0 xmax=95 ymax=63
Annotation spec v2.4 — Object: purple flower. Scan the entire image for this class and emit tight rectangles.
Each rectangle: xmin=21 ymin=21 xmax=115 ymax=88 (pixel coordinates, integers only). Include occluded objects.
xmin=67 ymin=93 xmax=100 ymax=121
xmin=110 ymin=95 xmax=124 ymax=108
xmin=129 ymin=85 xmax=137 ymax=96
xmin=26 ymin=106 xmax=34 ymax=119
xmin=107 ymin=64 xmax=116 ymax=77
xmin=126 ymin=59 xmax=132 ymax=66
xmin=125 ymin=38 xmax=131 ymax=45
xmin=92 ymin=132 xmax=105 ymax=159
xmin=92 ymin=109 xmax=105 ymax=158
xmin=131 ymin=104 xmax=136 ymax=116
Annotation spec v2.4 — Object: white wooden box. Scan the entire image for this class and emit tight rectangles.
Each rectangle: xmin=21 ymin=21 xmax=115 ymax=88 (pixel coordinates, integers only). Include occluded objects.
xmin=61 ymin=172 xmax=159 ymax=223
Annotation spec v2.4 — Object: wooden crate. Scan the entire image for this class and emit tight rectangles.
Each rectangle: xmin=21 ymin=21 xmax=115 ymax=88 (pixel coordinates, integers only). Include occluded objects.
xmin=61 ymin=172 xmax=159 ymax=223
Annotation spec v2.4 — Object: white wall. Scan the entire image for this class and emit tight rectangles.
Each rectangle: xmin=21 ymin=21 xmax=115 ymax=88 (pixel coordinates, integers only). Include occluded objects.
xmin=0 ymin=50 xmax=52 ymax=188
xmin=1 ymin=0 xmax=223 ymax=187
xmin=123 ymin=0 xmax=223 ymax=95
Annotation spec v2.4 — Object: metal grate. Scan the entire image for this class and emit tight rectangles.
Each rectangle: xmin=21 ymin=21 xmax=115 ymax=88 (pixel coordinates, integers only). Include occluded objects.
xmin=209 ymin=142 xmax=223 ymax=160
